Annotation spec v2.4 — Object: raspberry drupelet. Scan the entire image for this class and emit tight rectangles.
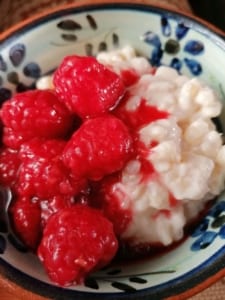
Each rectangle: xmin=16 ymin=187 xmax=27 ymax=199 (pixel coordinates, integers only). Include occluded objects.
xmin=0 ymin=147 xmax=20 ymax=188
xmin=10 ymin=195 xmax=42 ymax=250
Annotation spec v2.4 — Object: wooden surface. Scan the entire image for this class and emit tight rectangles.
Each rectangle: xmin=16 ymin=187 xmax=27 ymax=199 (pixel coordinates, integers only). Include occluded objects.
xmin=0 ymin=0 xmax=225 ymax=299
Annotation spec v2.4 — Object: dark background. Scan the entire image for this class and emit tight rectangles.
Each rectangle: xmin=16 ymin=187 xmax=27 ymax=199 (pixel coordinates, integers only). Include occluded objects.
xmin=189 ymin=0 xmax=225 ymax=31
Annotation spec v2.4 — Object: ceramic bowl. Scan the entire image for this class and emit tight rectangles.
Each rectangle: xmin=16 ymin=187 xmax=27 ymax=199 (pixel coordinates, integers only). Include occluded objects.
xmin=0 ymin=1 xmax=225 ymax=299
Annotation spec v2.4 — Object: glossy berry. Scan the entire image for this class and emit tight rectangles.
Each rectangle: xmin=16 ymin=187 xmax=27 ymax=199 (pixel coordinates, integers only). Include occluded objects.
xmin=62 ymin=115 xmax=134 ymax=180
xmin=53 ymin=55 xmax=125 ymax=118
xmin=0 ymin=147 xmax=20 ymax=187
xmin=10 ymin=196 xmax=42 ymax=250
xmin=38 ymin=205 xmax=118 ymax=286
xmin=18 ymin=138 xmax=86 ymax=199
xmin=0 ymin=89 xmax=73 ymax=146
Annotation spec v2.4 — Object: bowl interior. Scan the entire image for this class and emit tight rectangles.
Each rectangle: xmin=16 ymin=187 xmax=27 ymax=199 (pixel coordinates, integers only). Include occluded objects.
xmin=0 ymin=3 xmax=225 ymax=300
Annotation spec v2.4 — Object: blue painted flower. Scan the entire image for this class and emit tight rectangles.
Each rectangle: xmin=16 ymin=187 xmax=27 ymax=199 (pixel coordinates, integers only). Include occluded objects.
xmin=0 ymin=43 xmax=41 ymax=105
xmin=190 ymin=200 xmax=225 ymax=252
xmin=141 ymin=16 xmax=204 ymax=76
xmin=191 ymin=231 xmax=217 ymax=251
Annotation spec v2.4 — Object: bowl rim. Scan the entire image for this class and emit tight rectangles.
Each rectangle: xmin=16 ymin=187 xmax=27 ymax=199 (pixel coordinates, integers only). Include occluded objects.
xmin=0 ymin=0 xmax=225 ymax=43
xmin=0 ymin=1 xmax=225 ymax=300
xmin=1 ymin=244 xmax=225 ymax=300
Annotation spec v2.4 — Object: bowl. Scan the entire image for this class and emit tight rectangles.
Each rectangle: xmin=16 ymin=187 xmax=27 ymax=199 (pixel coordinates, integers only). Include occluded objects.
xmin=0 ymin=1 xmax=225 ymax=299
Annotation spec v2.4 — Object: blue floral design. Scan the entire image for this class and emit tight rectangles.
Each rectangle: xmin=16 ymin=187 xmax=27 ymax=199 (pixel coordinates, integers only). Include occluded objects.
xmin=141 ymin=16 xmax=204 ymax=76
xmin=84 ymin=268 xmax=176 ymax=291
xmin=0 ymin=43 xmax=41 ymax=105
xmin=190 ymin=200 xmax=225 ymax=251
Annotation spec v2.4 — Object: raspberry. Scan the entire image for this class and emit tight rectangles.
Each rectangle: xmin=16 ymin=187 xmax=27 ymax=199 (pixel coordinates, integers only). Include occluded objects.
xmin=10 ymin=196 xmax=42 ymax=250
xmin=38 ymin=205 xmax=118 ymax=286
xmin=0 ymin=89 xmax=73 ymax=145
xmin=62 ymin=115 xmax=134 ymax=180
xmin=0 ymin=147 xmax=20 ymax=187
xmin=53 ymin=55 xmax=125 ymax=118
xmin=18 ymin=138 xmax=86 ymax=199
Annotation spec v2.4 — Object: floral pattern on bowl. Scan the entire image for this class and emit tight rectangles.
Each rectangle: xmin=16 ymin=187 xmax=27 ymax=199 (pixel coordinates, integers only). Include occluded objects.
xmin=141 ymin=15 xmax=204 ymax=75
xmin=190 ymin=200 xmax=225 ymax=251
xmin=0 ymin=3 xmax=225 ymax=300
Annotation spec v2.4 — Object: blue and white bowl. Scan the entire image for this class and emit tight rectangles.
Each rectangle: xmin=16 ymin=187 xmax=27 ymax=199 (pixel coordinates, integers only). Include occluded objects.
xmin=0 ymin=1 xmax=225 ymax=299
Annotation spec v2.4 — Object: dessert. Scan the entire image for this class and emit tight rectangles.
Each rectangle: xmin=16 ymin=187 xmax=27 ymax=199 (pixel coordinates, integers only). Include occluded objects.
xmin=0 ymin=46 xmax=225 ymax=286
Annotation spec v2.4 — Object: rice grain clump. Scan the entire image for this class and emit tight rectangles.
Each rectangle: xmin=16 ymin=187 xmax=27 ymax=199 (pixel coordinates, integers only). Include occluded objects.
xmin=97 ymin=46 xmax=225 ymax=247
